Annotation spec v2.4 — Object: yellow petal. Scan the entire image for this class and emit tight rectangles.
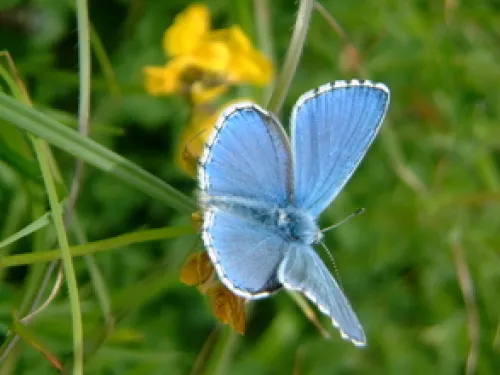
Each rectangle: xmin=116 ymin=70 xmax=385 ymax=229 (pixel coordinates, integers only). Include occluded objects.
xmin=228 ymin=49 xmax=273 ymax=86
xmin=177 ymin=108 xmax=217 ymax=175
xmin=224 ymin=26 xmax=252 ymax=52
xmin=207 ymin=284 xmax=246 ymax=334
xmin=164 ymin=4 xmax=210 ymax=57
xmin=143 ymin=58 xmax=190 ymax=95
xmin=228 ymin=27 xmax=273 ymax=85
xmin=191 ymin=83 xmax=229 ymax=105
xmin=168 ymin=42 xmax=230 ymax=103
xmin=191 ymin=42 xmax=230 ymax=73
xmin=208 ymin=26 xmax=273 ymax=86
xmin=180 ymin=251 xmax=214 ymax=287
xmin=144 ymin=66 xmax=175 ymax=95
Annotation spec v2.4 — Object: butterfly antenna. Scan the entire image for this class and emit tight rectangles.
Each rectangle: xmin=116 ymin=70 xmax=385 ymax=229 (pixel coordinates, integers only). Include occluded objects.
xmin=321 ymin=208 xmax=365 ymax=233
xmin=319 ymin=240 xmax=344 ymax=291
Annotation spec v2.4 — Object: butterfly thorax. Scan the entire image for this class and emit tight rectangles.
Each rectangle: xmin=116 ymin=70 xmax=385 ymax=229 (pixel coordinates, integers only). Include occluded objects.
xmin=276 ymin=206 xmax=321 ymax=245
xmin=202 ymin=194 xmax=321 ymax=245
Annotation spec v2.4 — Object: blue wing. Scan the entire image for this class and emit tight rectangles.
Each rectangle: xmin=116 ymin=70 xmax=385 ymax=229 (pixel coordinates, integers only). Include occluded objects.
xmin=291 ymin=80 xmax=390 ymax=217
xmin=199 ymin=102 xmax=292 ymax=206
xmin=203 ymin=207 xmax=286 ymax=298
xmin=278 ymin=244 xmax=366 ymax=346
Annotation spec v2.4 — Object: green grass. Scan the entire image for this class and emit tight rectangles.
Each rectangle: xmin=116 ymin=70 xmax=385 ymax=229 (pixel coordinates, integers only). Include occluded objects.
xmin=1 ymin=0 xmax=500 ymax=374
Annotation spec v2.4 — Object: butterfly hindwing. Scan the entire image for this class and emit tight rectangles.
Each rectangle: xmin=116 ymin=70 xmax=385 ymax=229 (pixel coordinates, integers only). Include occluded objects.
xmin=291 ymin=80 xmax=390 ymax=217
xmin=278 ymin=243 xmax=366 ymax=346
xmin=203 ymin=207 xmax=286 ymax=298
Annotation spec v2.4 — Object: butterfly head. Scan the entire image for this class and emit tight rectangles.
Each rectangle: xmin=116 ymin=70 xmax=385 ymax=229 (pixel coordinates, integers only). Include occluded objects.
xmin=277 ymin=207 xmax=322 ymax=245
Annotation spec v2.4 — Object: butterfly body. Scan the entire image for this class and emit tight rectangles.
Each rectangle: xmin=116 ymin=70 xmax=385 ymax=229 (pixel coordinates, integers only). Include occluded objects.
xmin=198 ymin=80 xmax=390 ymax=346
xmin=203 ymin=196 xmax=321 ymax=245
xmin=276 ymin=205 xmax=322 ymax=245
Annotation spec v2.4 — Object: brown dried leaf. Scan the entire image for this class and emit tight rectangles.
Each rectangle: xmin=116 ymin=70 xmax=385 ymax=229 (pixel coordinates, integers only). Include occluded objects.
xmin=206 ymin=284 xmax=246 ymax=334
xmin=180 ymin=251 xmax=214 ymax=286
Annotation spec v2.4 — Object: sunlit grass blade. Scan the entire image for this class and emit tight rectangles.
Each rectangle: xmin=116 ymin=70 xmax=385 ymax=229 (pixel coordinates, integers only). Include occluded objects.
xmin=0 ymin=225 xmax=196 ymax=268
xmin=32 ymin=135 xmax=84 ymax=375
xmin=0 ymin=92 xmax=197 ymax=214
xmin=0 ymin=209 xmax=53 ymax=249
xmin=266 ymin=0 xmax=314 ymax=112
xmin=40 ymin=106 xmax=125 ymax=136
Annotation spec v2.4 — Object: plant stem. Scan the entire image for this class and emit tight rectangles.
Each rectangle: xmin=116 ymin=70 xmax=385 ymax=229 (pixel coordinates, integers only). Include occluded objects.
xmin=266 ymin=0 xmax=314 ymax=113
xmin=33 ymin=137 xmax=83 ymax=375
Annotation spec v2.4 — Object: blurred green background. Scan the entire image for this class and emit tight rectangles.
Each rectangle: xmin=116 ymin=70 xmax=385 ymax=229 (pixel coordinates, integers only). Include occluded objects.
xmin=1 ymin=0 xmax=500 ymax=374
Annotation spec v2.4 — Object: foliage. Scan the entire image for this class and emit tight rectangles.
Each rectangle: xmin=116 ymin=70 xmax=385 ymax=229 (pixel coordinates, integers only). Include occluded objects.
xmin=0 ymin=0 xmax=500 ymax=374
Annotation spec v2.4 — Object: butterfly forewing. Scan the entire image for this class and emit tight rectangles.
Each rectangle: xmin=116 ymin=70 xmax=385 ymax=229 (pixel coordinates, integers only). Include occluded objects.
xmin=291 ymin=80 xmax=390 ymax=217
xmin=199 ymin=102 xmax=292 ymax=206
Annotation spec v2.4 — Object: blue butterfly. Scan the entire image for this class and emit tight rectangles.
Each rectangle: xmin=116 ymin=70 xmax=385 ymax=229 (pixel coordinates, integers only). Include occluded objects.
xmin=198 ymin=79 xmax=390 ymax=346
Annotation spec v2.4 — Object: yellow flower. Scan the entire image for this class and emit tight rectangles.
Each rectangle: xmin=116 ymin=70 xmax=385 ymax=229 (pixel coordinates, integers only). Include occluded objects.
xmin=177 ymin=105 xmax=218 ymax=175
xmin=180 ymin=251 xmax=247 ymax=334
xmin=143 ymin=61 xmax=183 ymax=95
xmin=144 ymin=4 xmax=273 ymax=104
xmin=208 ymin=26 xmax=273 ymax=85
xmin=163 ymin=4 xmax=210 ymax=57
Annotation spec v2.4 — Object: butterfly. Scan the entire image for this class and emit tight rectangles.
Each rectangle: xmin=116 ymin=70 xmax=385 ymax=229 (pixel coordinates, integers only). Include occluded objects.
xmin=198 ymin=79 xmax=390 ymax=346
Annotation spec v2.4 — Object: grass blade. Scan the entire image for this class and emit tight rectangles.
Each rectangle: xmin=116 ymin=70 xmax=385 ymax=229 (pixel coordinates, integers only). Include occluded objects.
xmin=32 ymin=135 xmax=83 ymax=375
xmin=0 ymin=209 xmax=53 ymax=249
xmin=0 ymin=225 xmax=196 ymax=267
xmin=0 ymin=93 xmax=197 ymax=214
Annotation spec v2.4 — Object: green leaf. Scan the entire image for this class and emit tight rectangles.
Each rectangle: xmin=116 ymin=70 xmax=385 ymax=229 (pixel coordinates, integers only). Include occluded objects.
xmin=0 ymin=225 xmax=196 ymax=267
xmin=0 ymin=207 xmax=57 ymax=249
xmin=0 ymin=92 xmax=197 ymax=214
